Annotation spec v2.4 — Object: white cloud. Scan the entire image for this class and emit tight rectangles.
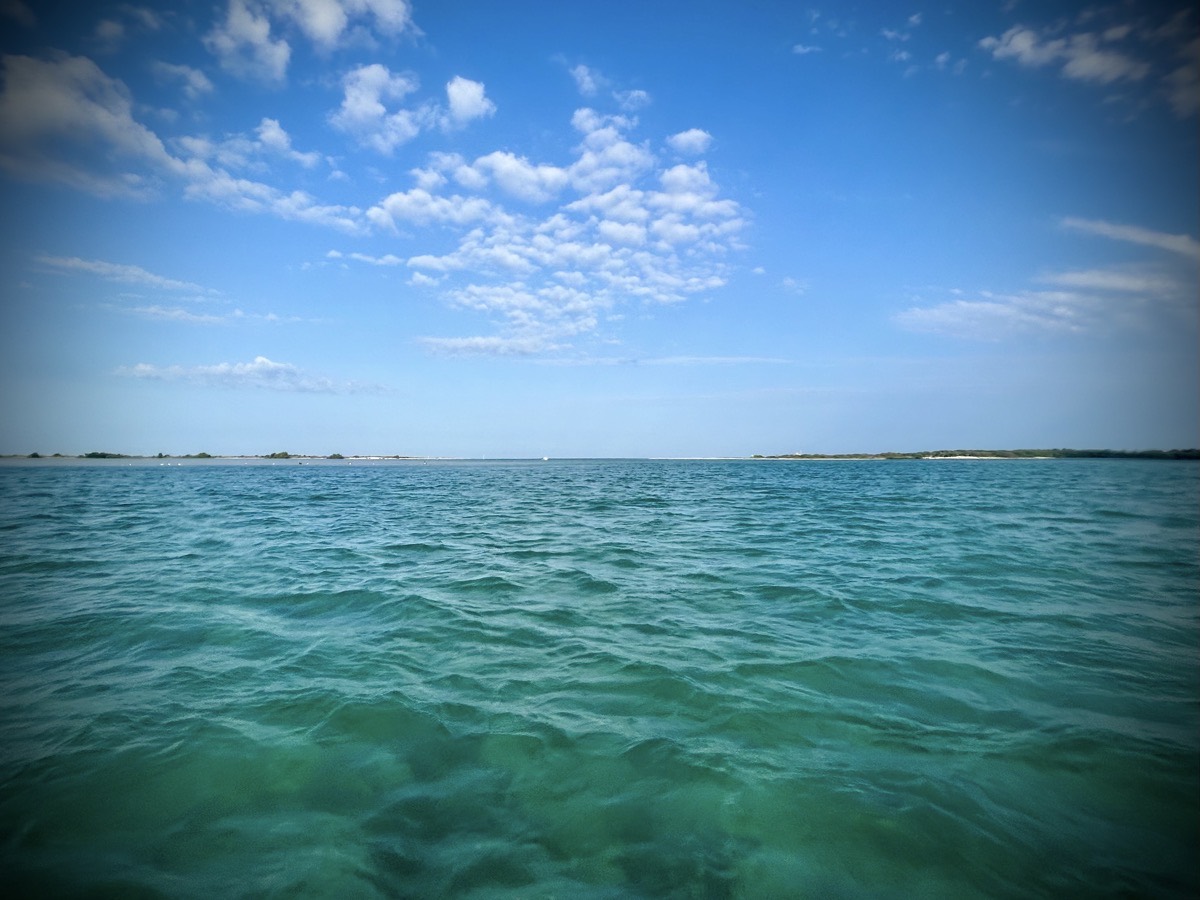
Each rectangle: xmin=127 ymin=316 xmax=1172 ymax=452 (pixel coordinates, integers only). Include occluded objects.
xmin=256 ymin=117 xmax=321 ymax=167
xmin=894 ymin=290 xmax=1100 ymax=339
xmin=329 ymin=63 xmax=423 ymax=153
xmin=0 ymin=52 xmax=188 ymax=196
xmin=897 ymin=216 xmax=1199 ymax=340
xmin=330 ymin=67 xmax=493 ymax=152
xmin=1061 ymin=216 xmax=1200 ymax=260
xmin=443 ymin=75 xmax=495 ymax=128
xmin=565 ymin=184 xmax=649 ymax=222
xmin=980 ymin=24 xmax=1148 ymax=85
xmin=666 ymin=128 xmax=712 ymax=155
xmin=120 ymin=305 xmax=227 ymax=324
xmin=420 ymin=335 xmax=551 ymax=356
xmin=205 ymin=0 xmax=414 ymax=78
xmin=367 ymin=187 xmax=498 ymax=228
xmin=152 ymin=61 xmax=214 ymax=100
xmin=792 ymin=44 xmax=821 ymax=55
xmin=568 ymin=108 xmax=655 ymax=193
xmin=182 ymin=167 xmax=363 ymax=232
xmin=36 ymin=255 xmax=215 ymax=293
xmin=278 ymin=0 xmax=363 ymax=47
xmin=614 ymin=89 xmax=651 ymax=111
xmin=345 ymin=0 xmax=414 ymax=34
xmin=205 ymin=0 xmax=291 ymax=83
xmin=469 ymin=151 xmax=568 ymax=203
xmin=328 ymin=249 xmax=404 ymax=266
xmin=0 ymin=53 xmax=369 ymax=233
xmin=118 ymin=355 xmax=376 ymax=392
xmin=597 ymin=219 xmax=646 ymax=246
xmin=1038 ymin=268 xmax=1179 ymax=293
xmin=386 ymin=110 xmax=745 ymax=355
xmin=570 ymin=64 xmax=602 ymax=96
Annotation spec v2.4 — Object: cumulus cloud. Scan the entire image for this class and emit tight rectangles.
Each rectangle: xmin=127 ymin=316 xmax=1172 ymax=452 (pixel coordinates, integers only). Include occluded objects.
xmin=204 ymin=0 xmax=415 ymax=81
xmin=255 ymin=117 xmax=321 ymax=167
xmin=330 ymin=66 xmax=495 ymax=151
xmin=469 ymin=151 xmax=568 ymax=203
xmin=176 ymin=117 xmax=324 ymax=175
xmin=667 ymin=128 xmax=712 ymax=155
xmin=205 ymin=0 xmax=291 ymax=83
xmin=118 ymin=355 xmax=377 ymax=392
xmin=366 ymin=187 xmax=498 ymax=229
xmin=280 ymin=0 xmax=414 ymax=47
xmin=442 ymin=76 xmax=496 ymax=128
xmin=380 ymin=110 xmax=746 ymax=355
xmin=329 ymin=63 xmax=422 ymax=153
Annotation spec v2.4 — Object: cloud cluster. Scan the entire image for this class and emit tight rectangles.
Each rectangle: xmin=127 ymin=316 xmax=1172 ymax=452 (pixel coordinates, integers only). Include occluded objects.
xmin=0 ymin=50 xmax=370 ymax=233
xmin=118 ymin=355 xmax=376 ymax=392
xmin=329 ymin=64 xmax=494 ymax=153
xmin=205 ymin=0 xmax=414 ymax=83
xmin=895 ymin=218 xmax=1199 ymax=339
xmin=979 ymin=11 xmax=1199 ymax=117
xmin=350 ymin=108 xmax=745 ymax=354
xmin=2 ymin=10 xmax=739 ymax=357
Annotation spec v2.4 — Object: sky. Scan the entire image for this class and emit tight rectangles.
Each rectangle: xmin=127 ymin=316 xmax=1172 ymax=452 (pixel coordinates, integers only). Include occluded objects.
xmin=0 ymin=0 xmax=1196 ymax=458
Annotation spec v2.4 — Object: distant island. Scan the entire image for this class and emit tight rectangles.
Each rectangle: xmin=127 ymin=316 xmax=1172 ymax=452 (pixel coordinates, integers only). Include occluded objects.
xmin=6 ymin=451 xmax=424 ymax=461
xmin=3 ymin=448 xmax=1199 ymax=461
xmin=752 ymin=449 xmax=1200 ymax=460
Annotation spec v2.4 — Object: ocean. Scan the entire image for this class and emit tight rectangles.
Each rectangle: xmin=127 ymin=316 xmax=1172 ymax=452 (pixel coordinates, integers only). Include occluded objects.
xmin=1 ymin=457 xmax=1196 ymax=898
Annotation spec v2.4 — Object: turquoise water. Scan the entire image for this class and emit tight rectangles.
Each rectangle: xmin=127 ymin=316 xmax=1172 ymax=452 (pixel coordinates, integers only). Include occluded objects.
xmin=1 ymin=458 xmax=1197 ymax=898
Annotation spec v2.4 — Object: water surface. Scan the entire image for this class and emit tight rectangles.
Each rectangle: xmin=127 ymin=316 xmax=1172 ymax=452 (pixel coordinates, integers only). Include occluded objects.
xmin=1 ymin=458 xmax=1197 ymax=897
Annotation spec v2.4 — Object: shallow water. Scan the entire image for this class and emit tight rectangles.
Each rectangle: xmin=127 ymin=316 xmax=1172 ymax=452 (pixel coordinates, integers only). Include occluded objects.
xmin=1 ymin=458 xmax=1197 ymax=897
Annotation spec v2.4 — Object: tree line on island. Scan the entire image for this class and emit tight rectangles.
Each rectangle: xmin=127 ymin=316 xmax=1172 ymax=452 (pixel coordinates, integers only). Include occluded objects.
xmin=752 ymin=448 xmax=1200 ymax=460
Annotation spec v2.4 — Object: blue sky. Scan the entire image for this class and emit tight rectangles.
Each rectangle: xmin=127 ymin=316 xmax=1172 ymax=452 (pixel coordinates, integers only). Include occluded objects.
xmin=1 ymin=0 xmax=1196 ymax=457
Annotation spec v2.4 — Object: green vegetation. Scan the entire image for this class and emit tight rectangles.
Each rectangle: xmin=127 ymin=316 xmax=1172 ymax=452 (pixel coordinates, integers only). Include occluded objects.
xmin=81 ymin=451 xmax=130 ymax=459
xmin=187 ymin=452 xmax=213 ymax=459
xmin=328 ymin=453 xmax=345 ymax=459
xmin=266 ymin=451 xmax=291 ymax=459
xmin=755 ymin=448 xmax=1200 ymax=460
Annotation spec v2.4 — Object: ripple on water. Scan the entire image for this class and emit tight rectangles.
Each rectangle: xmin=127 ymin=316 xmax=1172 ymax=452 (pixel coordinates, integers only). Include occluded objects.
xmin=0 ymin=459 xmax=1196 ymax=897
